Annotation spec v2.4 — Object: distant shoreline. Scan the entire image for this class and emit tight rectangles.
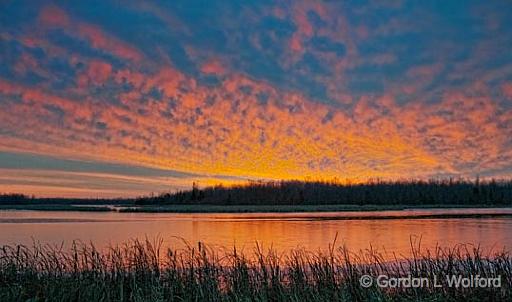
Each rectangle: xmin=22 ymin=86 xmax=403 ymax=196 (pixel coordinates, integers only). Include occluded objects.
xmin=3 ymin=179 xmax=512 ymax=213
xmin=1 ymin=203 xmax=512 ymax=216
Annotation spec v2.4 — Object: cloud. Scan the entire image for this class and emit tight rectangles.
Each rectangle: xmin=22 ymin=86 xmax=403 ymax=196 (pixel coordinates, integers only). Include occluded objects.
xmin=0 ymin=0 xmax=511 ymax=197
xmin=37 ymin=5 xmax=143 ymax=62
xmin=77 ymin=59 xmax=112 ymax=87
xmin=38 ymin=5 xmax=70 ymax=28
xmin=0 ymin=151 xmax=249 ymax=197
xmin=200 ymin=59 xmax=226 ymax=76
xmin=3 ymin=61 xmax=510 ymax=185
xmin=75 ymin=23 xmax=143 ymax=61
xmin=503 ymin=82 xmax=512 ymax=100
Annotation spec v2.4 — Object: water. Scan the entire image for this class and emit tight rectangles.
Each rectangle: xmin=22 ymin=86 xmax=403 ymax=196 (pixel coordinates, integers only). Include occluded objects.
xmin=1 ymin=208 xmax=511 ymax=259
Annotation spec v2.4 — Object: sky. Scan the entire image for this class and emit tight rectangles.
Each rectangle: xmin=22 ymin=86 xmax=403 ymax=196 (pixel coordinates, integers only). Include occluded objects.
xmin=0 ymin=0 xmax=512 ymax=198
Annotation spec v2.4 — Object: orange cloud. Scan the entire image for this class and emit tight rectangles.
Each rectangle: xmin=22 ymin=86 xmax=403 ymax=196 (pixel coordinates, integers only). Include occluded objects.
xmin=2 ymin=0 xmax=512 ymax=200
xmin=3 ymin=47 xmax=512 ymax=188
xmin=2 ymin=1 xmax=512 ymax=198
xmin=0 ymin=67 xmax=431 ymax=182
xmin=200 ymin=59 xmax=226 ymax=76
xmin=2 ymin=58 xmax=512 ymax=197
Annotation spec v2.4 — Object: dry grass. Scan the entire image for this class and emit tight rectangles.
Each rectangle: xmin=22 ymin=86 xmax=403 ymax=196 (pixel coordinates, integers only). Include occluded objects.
xmin=0 ymin=237 xmax=510 ymax=301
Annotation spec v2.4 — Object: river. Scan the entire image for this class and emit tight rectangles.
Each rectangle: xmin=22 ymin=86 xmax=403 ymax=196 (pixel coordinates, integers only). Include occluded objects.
xmin=1 ymin=208 xmax=511 ymax=259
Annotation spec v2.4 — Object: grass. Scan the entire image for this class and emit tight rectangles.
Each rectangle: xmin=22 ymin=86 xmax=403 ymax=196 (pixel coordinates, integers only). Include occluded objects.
xmin=0 ymin=238 xmax=510 ymax=301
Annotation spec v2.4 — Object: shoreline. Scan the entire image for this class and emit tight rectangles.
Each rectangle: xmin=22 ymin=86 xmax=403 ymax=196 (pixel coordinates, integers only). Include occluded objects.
xmin=117 ymin=203 xmax=512 ymax=213
xmin=0 ymin=203 xmax=511 ymax=217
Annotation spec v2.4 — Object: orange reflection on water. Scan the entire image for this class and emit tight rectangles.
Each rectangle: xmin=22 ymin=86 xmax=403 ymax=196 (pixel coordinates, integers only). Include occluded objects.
xmin=0 ymin=209 xmax=511 ymax=261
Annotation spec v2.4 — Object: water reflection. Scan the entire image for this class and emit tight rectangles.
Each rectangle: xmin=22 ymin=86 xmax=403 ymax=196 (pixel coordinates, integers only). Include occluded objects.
xmin=0 ymin=209 xmax=510 ymax=260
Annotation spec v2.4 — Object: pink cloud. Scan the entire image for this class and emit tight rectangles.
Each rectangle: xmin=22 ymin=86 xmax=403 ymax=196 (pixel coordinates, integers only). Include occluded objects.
xmin=200 ymin=59 xmax=226 ymax=76
xmin=38 ymin=5 xmax=70 ymax=28
xmin=502 ymin=82 xmax=512 ymax=100
xmin=287 ymin=1 xmax=328 ymax=56
xmin=76 ymin=24 xmax=143 ymax=61
xmin=37 ymin=5 xmax=143 ymax=62
xmin=77 ymin=59 xmax=113 ymax=87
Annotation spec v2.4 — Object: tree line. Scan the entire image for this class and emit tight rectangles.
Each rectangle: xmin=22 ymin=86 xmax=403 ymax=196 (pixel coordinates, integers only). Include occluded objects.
xmin=134 ymin=178 xmax=512 ymax=206
xmin=0 ymin=194 xmax=129 ymax=205
xmin=3 ymin=178 xmax=511 ymax=206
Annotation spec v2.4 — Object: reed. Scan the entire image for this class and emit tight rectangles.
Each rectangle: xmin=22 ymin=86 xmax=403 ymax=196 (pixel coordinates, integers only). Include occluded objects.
xmin=0 ymin=238 xmax=510 ymax=301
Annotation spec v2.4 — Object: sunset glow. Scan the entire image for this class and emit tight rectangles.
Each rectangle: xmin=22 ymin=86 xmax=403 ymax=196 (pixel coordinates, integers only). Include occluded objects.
xmin=1 ymin=1 xmax=512 ymax=197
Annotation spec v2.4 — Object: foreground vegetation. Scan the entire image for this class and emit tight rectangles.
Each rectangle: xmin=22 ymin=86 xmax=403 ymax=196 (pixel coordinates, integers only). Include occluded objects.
xmin=0 ymin=238 xmax=510 ymax=301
